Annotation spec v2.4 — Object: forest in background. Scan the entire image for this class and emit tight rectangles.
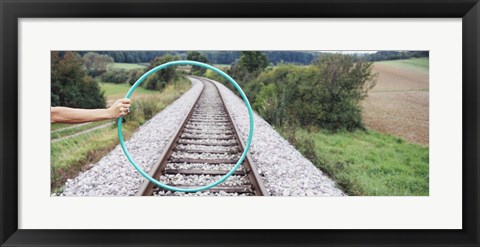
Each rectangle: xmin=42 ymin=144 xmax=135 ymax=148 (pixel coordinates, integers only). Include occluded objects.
xmin=59 ymin=50 xmax=429 ymax=65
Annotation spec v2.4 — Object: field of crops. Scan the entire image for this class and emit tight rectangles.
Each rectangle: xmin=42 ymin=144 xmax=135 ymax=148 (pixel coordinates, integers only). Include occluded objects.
xmin=362 ymin=58 xmax=429 ymax=145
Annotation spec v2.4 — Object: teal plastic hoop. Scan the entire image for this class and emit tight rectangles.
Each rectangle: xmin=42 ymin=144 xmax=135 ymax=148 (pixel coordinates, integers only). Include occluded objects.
xmin=118 ymin=60 xmax=254 ymax=193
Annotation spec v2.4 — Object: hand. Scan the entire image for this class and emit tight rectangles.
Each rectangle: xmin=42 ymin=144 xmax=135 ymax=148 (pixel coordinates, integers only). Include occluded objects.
xmin=108 ymin=98 xmax=131 ymax=118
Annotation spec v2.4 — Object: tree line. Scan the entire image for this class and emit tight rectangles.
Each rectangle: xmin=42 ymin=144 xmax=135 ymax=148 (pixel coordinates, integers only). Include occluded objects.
xmin=71 ymin=51 xmax=320 ymax=65
xmin=72 ymin=50 xmax=427 ymax=65
xmin=356 ymin=51 xmax=429 ymax=62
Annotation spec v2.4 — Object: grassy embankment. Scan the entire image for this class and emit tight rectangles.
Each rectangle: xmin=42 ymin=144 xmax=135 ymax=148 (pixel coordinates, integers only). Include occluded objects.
xmin=280 ymin=128 xmax=428 ymax=196
xmin=99 ymin=82 xmax=157 ymax=103
xmin=51 ymin=64 xmax=191 ymax=192
xmin=51 ymin=120 xmax=112 ymax=139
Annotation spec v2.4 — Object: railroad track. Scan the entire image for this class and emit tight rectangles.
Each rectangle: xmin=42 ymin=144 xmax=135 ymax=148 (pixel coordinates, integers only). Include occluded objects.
xmin=137 ymin=77 xmax=267 ymax=196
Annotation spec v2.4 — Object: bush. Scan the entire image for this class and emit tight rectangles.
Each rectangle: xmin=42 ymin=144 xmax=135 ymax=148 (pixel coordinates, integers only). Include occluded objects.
xmin=252 ymin=83 xmax=279 ymax=125
xmin=312 ymin=55 xmax=376 ymax=131
xmin=123 ymin=98 xmax=162 ymax=125
xmin=138 ymin=100 xmax=158 ymax=120
xmin=228 ymin=63 xmax=259 ymax=86
xmin=187 ymin=51 xmax=209 ymax=75
xmin=246 ymin=64 xmax=312 ymax=127
xmin=87 ymin=69 xmax=107 ymax=77
xmin=142 ymin=54 xmax=179 ymax=90
xmin=246 ymin=55 xmax=376 ymax=132
xmin=204 ymin=69 xmax=227 ymax=84
xmin=238 ymin=51 xmax=268 ymax=73
xmin=127 ymin=69 xmax=145 ymax=85
xmin=82 ymin=52 xmax=114 ymax=76
xmin=101 ymin=70 xmax=129 ymax=84
xmin=121 ymin=78 xmax=190 ymax=125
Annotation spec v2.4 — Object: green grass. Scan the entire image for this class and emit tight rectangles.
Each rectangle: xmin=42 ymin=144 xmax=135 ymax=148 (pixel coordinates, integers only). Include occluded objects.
xmin=51 ymin=123 xmax=74 ymax=131
xmin=51 ymin=124 xmax=123 ymax=191
xmin=99 ymin=82 xmax=156 ymax=98
xmin=107 ymin=63 xmax=146 ymax=70
xmin=51 ymin=77 xmax=192 ymax=192
xmin=51 ymin=120 xmax=113 ymax=139
xmin=375 ymin=57 xmax=429 ymax=74
xmin=281 ymin=128 xmax=429 ymax=196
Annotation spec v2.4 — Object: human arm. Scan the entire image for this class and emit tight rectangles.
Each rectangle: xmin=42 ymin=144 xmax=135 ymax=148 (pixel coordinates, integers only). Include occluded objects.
xmin=51 ymin=98 xmax=130 ymax=124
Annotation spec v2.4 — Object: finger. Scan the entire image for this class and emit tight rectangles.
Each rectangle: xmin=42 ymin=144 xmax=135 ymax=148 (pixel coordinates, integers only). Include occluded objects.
xmin=120 ymin=98 xmax=130 ymax=104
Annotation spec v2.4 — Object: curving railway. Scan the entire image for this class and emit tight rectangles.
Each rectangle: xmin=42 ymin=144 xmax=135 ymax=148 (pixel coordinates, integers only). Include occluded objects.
xmin=137 ymin=77 xmax=267 ymax=196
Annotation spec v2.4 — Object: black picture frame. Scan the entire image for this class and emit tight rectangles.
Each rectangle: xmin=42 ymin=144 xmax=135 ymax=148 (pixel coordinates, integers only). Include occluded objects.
xmin=1 ymin=0 xmax=479 ymax=246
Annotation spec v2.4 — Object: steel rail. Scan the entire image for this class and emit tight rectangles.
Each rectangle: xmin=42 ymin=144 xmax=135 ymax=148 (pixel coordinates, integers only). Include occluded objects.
xmin=207 ymin=78 xmax=268 ymax=196
xmin=137 ymin=77 xmax=267 ymax=196
xmin=136 ymin=77 xmax=205 ymax=196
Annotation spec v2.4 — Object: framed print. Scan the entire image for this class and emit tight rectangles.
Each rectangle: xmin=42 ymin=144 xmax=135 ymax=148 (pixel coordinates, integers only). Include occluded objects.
xmin=1 ymin=0 xmax=479 ymax=246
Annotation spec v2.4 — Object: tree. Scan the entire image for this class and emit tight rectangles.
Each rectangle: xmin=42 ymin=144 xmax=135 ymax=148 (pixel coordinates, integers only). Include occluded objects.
xmin=246 ymin=57 xmax=377 ymax=132
xmin=238 ymin=51 xmax=268 ymax=73
xmin=127 ymin=69 xmax=146 ymax=85
xmin=101 ymin=69 xmax=129 ymax=84
xmin=143 ymin=54 xmax=179 ymax=90
xmin=51 ymin=51 xmax=105 ymax=108
xmin=311 ymin=54 xmax=377 ymax=130
xmin=186 ymin=51 xmax=209 ymax=75
xmin=252 ymin=83 xmax=279 ymax=125
xmin=82 ymin=52 xmax=114 ymax=76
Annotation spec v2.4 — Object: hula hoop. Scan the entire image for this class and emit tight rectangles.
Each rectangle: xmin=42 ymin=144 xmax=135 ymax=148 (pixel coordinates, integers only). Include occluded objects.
xmin=118 ymin=60 xmax=254 ymax=193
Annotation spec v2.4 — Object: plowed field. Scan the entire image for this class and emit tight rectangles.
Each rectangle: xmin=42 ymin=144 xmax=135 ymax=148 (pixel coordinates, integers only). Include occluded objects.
xmin=362 ymin=61 xmax=429 ymax=146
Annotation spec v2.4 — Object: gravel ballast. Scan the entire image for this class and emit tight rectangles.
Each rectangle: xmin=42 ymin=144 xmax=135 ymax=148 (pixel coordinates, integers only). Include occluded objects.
xmin=152 ymin=79 xmax=253 ymax=196
xmin=59 ymin=77 xmax=346 ymax=196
